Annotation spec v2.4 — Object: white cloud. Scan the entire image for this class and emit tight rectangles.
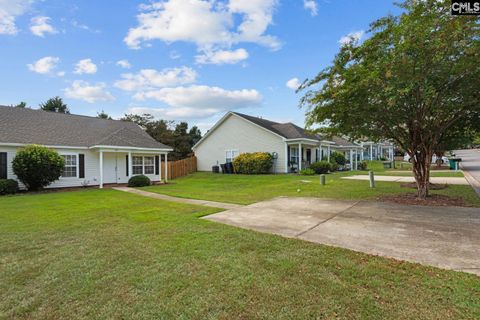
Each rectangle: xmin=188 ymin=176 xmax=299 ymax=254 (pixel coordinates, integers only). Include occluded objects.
xmin=129 ymin=85 xmax=262 ymax=119
xmin=57 ymin=71 xmax=65 ymax=77
xmin=286 ymin=77 xmax=301 ymax=90
xmin=196 ymin=48 xmax=249 ymax=65
xmin=124 ymin=0 xmax=280 ymax=58
xmin=338 ymin=30 xmax=365 ymax=46
xmin=116 ymin=59 xmax=131 ymax=69
xmin=74 ymin=58 xmax=98 ymax=74
xmin=27 ymin=56 xmax=60 ymax=74
xmin=114 ymin=66 xmax=197 ymax=92
xmin=0 ymin=0 xmax=34 ymax=35
xmin=64 ymin=80 xmax=115 ymax=103
xmin=303 ymin=1 xmax=318 ymax=16
xmin=30 ymin=16 xmax=57 ymax=37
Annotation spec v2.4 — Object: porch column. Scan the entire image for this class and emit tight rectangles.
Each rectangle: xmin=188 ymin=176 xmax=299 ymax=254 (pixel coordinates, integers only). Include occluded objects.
xmin=99 ymin=150 xmax=104 ymax=188
xmin=370 ymin=144 xmax=373 ymax=161
xmin=284 ymin=143 xmax=288 ymax=173
xmin=164 ymin=153 xmax=168 ymax=182
xmin=298 ymin=143 xmax=302 ymax=171
xmin=327 ymin=145 xmax=331 ymax=162
xmin=355 ymin=150 xmax=358 ymax=170
xmin=128 ymin=151 xmax=132 ymax=177
xmin=350 ymin=149 xmax=353 ymax=171
xmin=158 ymin=153 xmax=162 ymax=181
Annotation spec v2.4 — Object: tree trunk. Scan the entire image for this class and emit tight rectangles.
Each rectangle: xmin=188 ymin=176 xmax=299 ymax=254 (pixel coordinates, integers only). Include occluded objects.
xmin=411 ymin=148 xmax=433 ymax=199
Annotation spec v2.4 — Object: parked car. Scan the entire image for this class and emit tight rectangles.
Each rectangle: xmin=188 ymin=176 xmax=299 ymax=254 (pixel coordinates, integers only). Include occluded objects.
xmin=403 ymin=153 xmax=448 ymax=164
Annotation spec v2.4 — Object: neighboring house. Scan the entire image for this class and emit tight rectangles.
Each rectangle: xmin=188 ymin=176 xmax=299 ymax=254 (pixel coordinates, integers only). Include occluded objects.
xmin=358 ymin=141 xmax=395 ymax=161
xmin=0 ymin=106 xmax=172 ymax=189
xmin=193 ymin=112 xmax=368 ymax=173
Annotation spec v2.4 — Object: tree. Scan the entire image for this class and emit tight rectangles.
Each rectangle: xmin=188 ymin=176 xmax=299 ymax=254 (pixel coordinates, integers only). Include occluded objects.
xmin=189 ymin=126 xmax=202 ymax=146
xmin=13 ymin=102 xmax=27 ymax=108
xmin=40 ymin=96 xmax=70 ymax=113
xmin=300 ymin=0 xmax=480 ymax=199
xmin=97 ymin=110 xmax=112 ymax=119
xmin=12 ymin=145 xmax=65 ymax=191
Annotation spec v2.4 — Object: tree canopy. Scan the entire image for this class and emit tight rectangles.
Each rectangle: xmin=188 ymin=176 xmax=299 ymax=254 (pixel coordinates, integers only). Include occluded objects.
xmin=39 ymin=97 xmax=70 ymax=114
xmin=300 ymin=0 xmax=479 ymax=198
xmin=97 ymin=110 xmax=112 ymax=119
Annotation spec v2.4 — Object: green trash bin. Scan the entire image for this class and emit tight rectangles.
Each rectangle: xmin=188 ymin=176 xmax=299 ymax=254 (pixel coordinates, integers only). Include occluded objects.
xmin=449 ymin=158 xmax=461 ymax=170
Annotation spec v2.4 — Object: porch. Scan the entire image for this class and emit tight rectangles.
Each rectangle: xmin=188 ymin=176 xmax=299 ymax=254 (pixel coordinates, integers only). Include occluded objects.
xmin=286 ymin=140 xmax=335 ymax=173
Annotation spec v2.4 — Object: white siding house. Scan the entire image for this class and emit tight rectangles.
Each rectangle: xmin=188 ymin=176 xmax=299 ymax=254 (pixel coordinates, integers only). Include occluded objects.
xmin=0 ymin=106 xmax=172 ymax=189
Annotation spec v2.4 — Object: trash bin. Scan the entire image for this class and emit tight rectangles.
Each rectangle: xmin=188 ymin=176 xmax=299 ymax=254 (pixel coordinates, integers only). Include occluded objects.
xmin=449 ymin=158 xmax=462 ymax=170
xmin=212 ymin=165 xmax=219 ymax=173
xmin=220 ymin=163 xmax=226 ymax=174
xmin=225 ymin=162 xmax=234 ymax=174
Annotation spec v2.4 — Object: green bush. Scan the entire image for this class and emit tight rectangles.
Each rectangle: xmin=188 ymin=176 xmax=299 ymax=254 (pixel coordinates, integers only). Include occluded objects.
xmin=330 ymin=151 xmax=346 ymax=165
xmin=357 ymin=161 xmax=368 ymax=170
xmin=309 ymin=161 xmax=332 ymax=174
xmin=329 ymin=161 xmax=339 ymax=172
xmin=0 ymin=179 xmax=18 ymax=195
xmin=299 ymin=168 xmax=315 ymax=175
xmin=12 ymin=145 xmax=65 ymax=191
xmin=128 ymin=175 xmax=151 ymax=187
xmin=233 ymin=152 xmax=273 ymax=174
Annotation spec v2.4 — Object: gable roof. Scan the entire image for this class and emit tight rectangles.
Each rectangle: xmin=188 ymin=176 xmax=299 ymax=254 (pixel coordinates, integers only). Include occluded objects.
xmin=232 ymin=112 xmax=319 ymax=140
xmin=0 ymin=106 xmax=172 ymax=150
xmin=328 ymin=136 xmax=362 ymax=148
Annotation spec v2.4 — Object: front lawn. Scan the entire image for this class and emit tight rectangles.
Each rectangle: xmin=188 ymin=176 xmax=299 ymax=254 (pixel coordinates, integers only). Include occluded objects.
xmin=143 ymin=172 xmax=480 ymax=206
xmin=0 ymin=190 xmax=479 ymax=319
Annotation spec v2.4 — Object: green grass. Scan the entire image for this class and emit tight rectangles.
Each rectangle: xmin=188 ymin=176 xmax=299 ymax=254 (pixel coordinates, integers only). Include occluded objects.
xmin=1 ymin=190 xmax=479 ymax=319
xmin=143 ymin=172 xmax=480 ymax=206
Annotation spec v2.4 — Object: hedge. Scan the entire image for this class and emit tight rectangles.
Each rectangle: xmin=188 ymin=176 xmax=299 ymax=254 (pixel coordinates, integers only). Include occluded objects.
xmin=309 ymin=161 xmax=332 ymax=174
xmin=233 ymin=152 xmax=273 ymax=174
xmin=0 ymin=179 xmax=18 ymax=195
xmin=128 ymin=175 xmax=151 ymax=187
xmin=330 ymin=151 xmax=346 ymax=166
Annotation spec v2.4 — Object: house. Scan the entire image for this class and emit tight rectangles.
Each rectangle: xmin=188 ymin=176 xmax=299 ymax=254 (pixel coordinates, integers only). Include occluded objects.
xmin=0 ymin=106 xmax=172 ymax=189
xmin=192 ymin=112 xmax=366 ymax=173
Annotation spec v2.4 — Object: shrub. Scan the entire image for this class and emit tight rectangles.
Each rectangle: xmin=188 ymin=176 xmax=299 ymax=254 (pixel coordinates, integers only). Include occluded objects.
xmin=357 ymin=161 xmax=368 ymax=170
xmin=0 ymin=179 xmax=18 ymax=195
xmin=12 ymin=145 xmax=65 ymax=191
xmin=329 ymin=161 xmax=339 ymax=172
xmin=233 ymin=152 xmax=273 ymax=174
xmin=309 ymin=161 xmax=332 ymax=174
xmin=330 ymin=151 xmax=346 ymax=166
xmin=299 ymin=168 xmax=315 ymax=175
xmin=128 ymin=175 xmax=151 ymax=187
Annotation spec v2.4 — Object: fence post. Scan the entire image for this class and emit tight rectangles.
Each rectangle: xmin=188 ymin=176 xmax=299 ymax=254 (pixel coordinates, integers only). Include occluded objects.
xmin=369 ymin=171 xmax=375 ymax=188
xmin=320 ymin=174 xmax=326 ymax=185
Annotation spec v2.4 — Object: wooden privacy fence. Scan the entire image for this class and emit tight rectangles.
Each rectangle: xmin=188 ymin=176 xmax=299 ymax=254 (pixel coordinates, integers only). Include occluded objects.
xmin=161 ymin=156 xmax=197 ymax=180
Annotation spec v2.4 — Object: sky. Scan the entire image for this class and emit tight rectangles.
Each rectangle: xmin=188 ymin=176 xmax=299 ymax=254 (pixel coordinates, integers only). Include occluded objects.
xmin=0 ymin=0 xmax=401 ymax=133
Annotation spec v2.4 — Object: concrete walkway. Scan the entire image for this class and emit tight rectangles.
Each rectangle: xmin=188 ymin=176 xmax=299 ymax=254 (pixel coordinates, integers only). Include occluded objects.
xmin=342 ymin=175 xmax=469 ymax=185
xmin=113 ymin=187 xmax=243 ymax=210
xmin=206 ymin=197 xmax=480 ymax=275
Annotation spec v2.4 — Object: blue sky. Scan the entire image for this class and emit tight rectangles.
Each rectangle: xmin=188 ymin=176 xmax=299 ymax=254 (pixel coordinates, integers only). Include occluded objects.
xmin=0 ymin=0 xmax=401 ymax=133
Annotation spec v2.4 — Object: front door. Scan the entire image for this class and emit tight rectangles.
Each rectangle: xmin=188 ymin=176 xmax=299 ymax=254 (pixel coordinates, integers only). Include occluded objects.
xmin=306 ymin=149 xmax=312 ymax=164
xmin=103 ymin=153 xmax=118 ymax=184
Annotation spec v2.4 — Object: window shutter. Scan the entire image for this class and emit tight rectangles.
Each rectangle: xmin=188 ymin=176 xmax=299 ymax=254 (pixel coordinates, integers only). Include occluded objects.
xmin=0 ymin=152 xmax=7 ymax=179
xmin=79 ymin=154 xmax=85 ymax=178
xmin=287 ymin=147 xmax=290 ymax=164
xmin=155 ymin=155 xmax=159 ymax=175
xmin=126 ymin=155 xmax=129 ymax=176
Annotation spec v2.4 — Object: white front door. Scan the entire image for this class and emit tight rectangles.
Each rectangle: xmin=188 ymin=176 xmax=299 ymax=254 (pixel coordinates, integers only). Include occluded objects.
xmin=103 ymin=153 xmax=118 ymax=184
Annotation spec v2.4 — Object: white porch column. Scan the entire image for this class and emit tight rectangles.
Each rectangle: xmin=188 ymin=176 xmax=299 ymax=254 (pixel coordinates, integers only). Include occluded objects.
xmin=128 ymin=151 xmax=132 ymax=177
xmin=327 ymin=145 xmax=331 ymax=162
xmin=159 ymin=154 xmax=162 ymax=181
xmin=370 ymin=144 xmax=373 ymax=160
xmin=99 ymin=150 xmax=104 ymax=188
xmin=350 ymin=149 xmax=353 ymax=171
xmin=284 ymin=143 xmax=288 ymax=173
xmin=298 ymin=143 xmax=302 ymax=171
xmin=355 ymin=150 xmax=358 ymax=170
xmin=164 ymin=153 xmax=168 ymax=182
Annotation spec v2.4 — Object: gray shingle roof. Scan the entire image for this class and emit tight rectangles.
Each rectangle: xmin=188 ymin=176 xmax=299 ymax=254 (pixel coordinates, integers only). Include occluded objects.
xmin=233 ymin=112 xmax=319 ymax=140
xmin=328 ymin=136 xmax=361 ymax=148
xmin=0 ymin=106 xmax=171 ymax=150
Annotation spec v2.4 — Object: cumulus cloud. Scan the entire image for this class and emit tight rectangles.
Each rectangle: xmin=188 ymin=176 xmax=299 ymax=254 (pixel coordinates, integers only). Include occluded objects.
xmin=338 ymin=30 xmax=365 ymax=46
xmin=27 ymin=56 xmax=60 ymax=74
xmin=114 ymin=66 xmax=197 ymax=92
xmin=303 ymin=1 xmax=318 ymax=16
xmin=129 ymin=85 xmax=262 ymax=119
xmin=116 ymin=59 xmax=131 ymax=69
xmin=64 ymin=80 xmax=115 ymax=103
xmin=30 ymin=16 xmax=57 ymax=37
xmin=0 ymin=0 xmax=34 ymax=35
xmin=196 ymin=48 xmax=249 ymax=65
xmin=124 ymin=0 xmax=280 ymax=62
xmin=286 ymin=77 xmax=301 ymax=90
xmin=74 ymin=58 xmax=98 ymax=74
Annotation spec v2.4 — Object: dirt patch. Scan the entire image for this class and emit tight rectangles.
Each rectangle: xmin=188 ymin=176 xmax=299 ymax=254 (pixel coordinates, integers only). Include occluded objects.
xmin=400 ymin=183 xmax=448 ymax=190
xmin=378 ymin=193 xmax=470 ymax=207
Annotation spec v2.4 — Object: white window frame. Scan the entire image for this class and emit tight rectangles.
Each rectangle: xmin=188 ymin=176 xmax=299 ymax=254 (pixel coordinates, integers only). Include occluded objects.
xmin=225 ymin=149 xmax=239 ymax=163
xmin=60 ymin=153 xmax=79 ymax=179
xmin=132 ymin=156 xmax=144 ymax=175
xmin=289 ymin=146 xmax=299 ymax=165
xmin=143 ymin=156 xmax=155 ymax=175
xmin=131 ymin=155 xmax=156 ymax=175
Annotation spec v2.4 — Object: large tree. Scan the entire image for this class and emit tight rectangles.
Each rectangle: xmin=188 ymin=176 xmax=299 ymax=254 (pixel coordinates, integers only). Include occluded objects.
xmin=40 ymin=96 xmax=70 ymax=114
xmin=300 ymin=0 xmax=479 ymax=198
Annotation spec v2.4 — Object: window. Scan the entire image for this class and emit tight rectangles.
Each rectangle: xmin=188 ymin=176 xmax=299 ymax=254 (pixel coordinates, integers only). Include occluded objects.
xmin=144 ymin=156 xmax=155 ymax=174
xmin=62 ymin=155 xmax=77 ymax=178
xmin=289 ymin=147 xmax=299 ymax=164
xmin=226 ymin=150 xmax=238 ymax=163
xmin=132 ymin=156 xmax=143 ymax=175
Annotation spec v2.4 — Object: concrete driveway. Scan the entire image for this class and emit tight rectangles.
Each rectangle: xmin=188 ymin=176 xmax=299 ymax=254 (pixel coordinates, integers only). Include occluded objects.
xmin=205 ymin=197 xmax=480 ymax=275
